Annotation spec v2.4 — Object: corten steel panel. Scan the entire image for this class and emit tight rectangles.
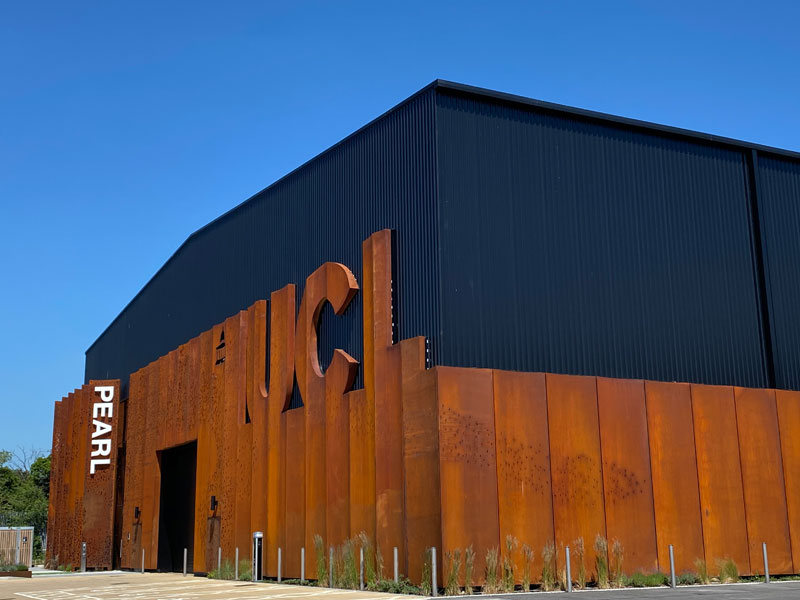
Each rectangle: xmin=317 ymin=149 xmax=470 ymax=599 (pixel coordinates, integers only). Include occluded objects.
xmin=596 ymin=378 xmax=658 ymax=573
xmin=348 ymin=389 xmax=375 ymax=542
xmin=776 ymin=390 xmax=800 ymax=572
xmin=546 ymin=374 xmax=606 ymax=574
xmin=45 ymin=400 xmax=62 ymax=566
xmin=235 ymin=312 xmax=254 ymax=556
xmin=734 ymin=387 xmax=792 ymax=573
xmin=193 ymin=328 xmax=214 ymax=573
xmin=142 ymin=362 xmax=162 ymax=569
xmin=492 ymin=370 xmax=554 ymax=581
xmin=644 ymin=381 xmax=704 ymax=575
xmin=296 ymin=262 xmax=359 ymax=567
xmin=265 ymin=286 xmax=295 ymax=576
xmin=435 ymin=88 xmax=766 ymax=389
xmin=83 ymin=380 xmax=121 ymax=569
xmin=437 ymin=367 xmax=500 ymax=582
xmin=691 ymin=384 xmax=750 ymax=574
xmin=284 ymin=408 xmax=305 ymax=579
xmin=401 ymin=337 xmax=440 ymax=582
xmin=220 ymin=313 xmax=240 ymax=559
xmin=85 ymin=88 xmax=440 ymax=395
xmin=757 ymin=156 xmax=800 ymax=390
xmin=364 ymin=230 xmax=405 ymax=559
xmin=326 ymin=371 xmax=352 ymax=548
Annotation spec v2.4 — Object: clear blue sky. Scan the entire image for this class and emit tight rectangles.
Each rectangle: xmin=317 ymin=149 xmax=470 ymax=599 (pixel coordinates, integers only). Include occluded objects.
xmin=1 ymin=1 xmax=798 ymax=453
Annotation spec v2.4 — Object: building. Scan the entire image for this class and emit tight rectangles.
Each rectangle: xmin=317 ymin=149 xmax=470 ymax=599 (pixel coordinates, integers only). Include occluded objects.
xmin=47 ymin=81 xmax=800 ymax=582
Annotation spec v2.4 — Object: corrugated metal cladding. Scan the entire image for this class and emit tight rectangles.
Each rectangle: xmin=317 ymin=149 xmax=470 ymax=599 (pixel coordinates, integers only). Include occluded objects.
xmin=757 ymin=156 xmax=800 ymax=390
xmin=435 ymin=88 xmax=768 ymax=388
xmin=85 ymin=88 xmax=440 ymax=396
xmin=86 ymin=80 xmax=800 ymax=393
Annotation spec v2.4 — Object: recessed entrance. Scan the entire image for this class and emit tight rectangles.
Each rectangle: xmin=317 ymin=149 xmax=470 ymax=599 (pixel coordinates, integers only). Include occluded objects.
xmin=157 ymin=441 xmax=197 ymax=572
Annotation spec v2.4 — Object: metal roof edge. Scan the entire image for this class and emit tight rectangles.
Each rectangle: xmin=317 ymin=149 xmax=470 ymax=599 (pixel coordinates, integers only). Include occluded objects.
xmin=85 ymin=79 xmax=440 ymax=355
xmin=434 ymin=79 xmax=800 ymax=160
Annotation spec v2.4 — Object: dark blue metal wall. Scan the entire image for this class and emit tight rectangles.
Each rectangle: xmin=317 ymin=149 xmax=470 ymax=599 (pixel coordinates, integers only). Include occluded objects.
xmin=757 ymin=155 xmax=800 ymax=390
xmin=434 ymin=87 xmax=769 ymax=388
xmin=85 ymin=81 xmax=800 ymax=393
xmin=85 ymin=87 xmax=440 ymax=394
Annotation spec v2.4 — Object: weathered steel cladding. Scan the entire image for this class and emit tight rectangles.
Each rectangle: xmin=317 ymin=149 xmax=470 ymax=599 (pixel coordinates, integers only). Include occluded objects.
xmin=756 ymin=156 xmax=800 ymax=390
xmin=85 ymin=89 xmax=439 ymax=392
xmin=435 ymin=88 xmax=767 ymax=388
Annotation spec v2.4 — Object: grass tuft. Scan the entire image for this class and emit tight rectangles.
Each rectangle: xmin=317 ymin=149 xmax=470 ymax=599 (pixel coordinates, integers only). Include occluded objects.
xmin=717 ymin=558 xmax=739 ymax=584
xmin=521 ymin=543 xmax=534 ymax=592
xmin=574 ymin=536 xmax=586 ymax=589
xmin=611 ymin=539 xmax=624 ymax=588
xmin=445 ymin=548 xmax=462 ymax=596
xmin=464 ymin=545 xmax=475 ymax=595
xmin=694 ymin=558 xmax=709 ymax=585
xmin=484 ymin=547 xmax=500 ymax=593
xmin=541 ymin=541 xmax=556 ymax=591
xmin=502 ymin=535 xmax=517 ymax=592
xmin=594 ymin=534 xmax=609 ymax=589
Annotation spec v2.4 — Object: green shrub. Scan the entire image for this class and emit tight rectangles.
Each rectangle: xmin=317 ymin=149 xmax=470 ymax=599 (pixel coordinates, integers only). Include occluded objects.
xmin=677 ymin=571 xmax=699 ymax=585
xmin=281 ymin=579 xmax=315 ymax=586
xmin=594 ymin=534 xmax=609 ymax=589
xmin=626 ymin=571 xmax=668 ymax=587
xmin=208 ymin=558 xmax=235 ymax=580
xmin=0 ymin=563 xmax=28 ymax=571
xmin=368 ymin=576 xmax=421 ymax=594
xmin=717 ymin=558 xmax=738 ymax=584
xmin=445 ymin=548 xmax=462 ymax=596
xmin=237 ymin=558 xmax=252 ymax=581
xmin=464 ymin=545 xmax=475 ymax=595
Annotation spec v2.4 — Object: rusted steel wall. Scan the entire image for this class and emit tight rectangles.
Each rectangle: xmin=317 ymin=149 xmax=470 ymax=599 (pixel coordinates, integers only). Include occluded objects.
xmin=46 ymin=380 xmax=120 ymax=570
xmin=50 ymin=229 xmax=800 ymax=584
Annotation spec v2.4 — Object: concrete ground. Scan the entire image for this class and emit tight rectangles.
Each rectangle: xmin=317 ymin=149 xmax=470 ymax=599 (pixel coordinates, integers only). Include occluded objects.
xmin=0 ymin=572 xmax=415 ymax=600
xmin=2 ymin=573 xmax=799 ymax=600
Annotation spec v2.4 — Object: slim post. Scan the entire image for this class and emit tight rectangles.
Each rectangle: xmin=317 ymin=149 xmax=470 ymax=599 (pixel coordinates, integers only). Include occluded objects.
xmin=81 ymin=542 xmax=87 ymax=573
xmin=763 ymin=542 xmax=770 ymax=584
xmin=329 ymin=546 xmax=334 ymax=588
xmin=668 ymin=545 xmax=676 ymax=588
xmin=184 ymin=547 xmax=188 ymax=577
xmin=393 ymin=546 xmax=399 ymax=582
xmin=235 ymin=547 xmax=239 ymax=580
xmin=565 ymin=546 xmax=572 ymax=592
xmin=278 ymin=547 xmax=282 ymax=583
xmin=218 ymin=547 xmax=221 ymax=572
xmin=301 ymin=547 xmax=305 ymax=582
xmin=141 ymin=548 xmax=145 ymax=574
xmin=16 ymin=530 xmax=21 ymax=565
xmin=431 ymin=547 xmax=437 ymax=597
xmin=359 ymin=546 xmax=364 ymax=590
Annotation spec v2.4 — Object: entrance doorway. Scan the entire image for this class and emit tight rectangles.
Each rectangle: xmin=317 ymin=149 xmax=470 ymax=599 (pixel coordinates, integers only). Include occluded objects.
xmin=157 ymin=441 xmax=197 ymax=572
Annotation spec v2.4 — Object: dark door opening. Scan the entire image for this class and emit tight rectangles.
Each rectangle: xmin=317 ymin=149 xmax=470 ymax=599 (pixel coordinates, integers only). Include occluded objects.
xmin=157 ymin=441 xmax=197 ymax=572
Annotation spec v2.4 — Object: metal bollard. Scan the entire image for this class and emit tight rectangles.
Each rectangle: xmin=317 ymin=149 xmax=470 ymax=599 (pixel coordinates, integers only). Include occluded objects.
xmin=431 ymin=547 xmax=437 ymax=597
xmin=394 ymin=546 xmax=399 ymax=583
xmin=218 ymin=547 xmax=222 ymax=572
xmin=278 ymin=547 xmax=282 ymax=583
xmin=81 ymin=542 xmax=87 ymax=573
xmin=763 ymin=542 xmax=770 ymax=584
xmin=565 ymin=546 xmax=572 ymax=593
xmin=669 ymin=545 xmax=676 ymax=588
xmin=301 ymin=547 xmax=305 ymax=582
xmin=141 ymin=548 xmax=145 ymax=574
xmin=329 ymin=547 xmax=334 ymax=588
xmin=235 ymin=547 xmax=239 ymax=580
xmin=360 ymin=546 xmax=364 ymax=590
xmin=184 ymin=548 xmax=188 ymax=577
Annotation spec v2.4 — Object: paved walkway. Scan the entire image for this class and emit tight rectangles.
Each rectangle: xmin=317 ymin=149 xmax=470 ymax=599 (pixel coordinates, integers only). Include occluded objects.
xmin=0 ymin=572 xmax=414 ymax=600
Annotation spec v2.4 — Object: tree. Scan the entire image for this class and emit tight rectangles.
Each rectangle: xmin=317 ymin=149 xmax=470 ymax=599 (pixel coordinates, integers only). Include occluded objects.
xmin=0 ymin=448 xmax=50 ymax=562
